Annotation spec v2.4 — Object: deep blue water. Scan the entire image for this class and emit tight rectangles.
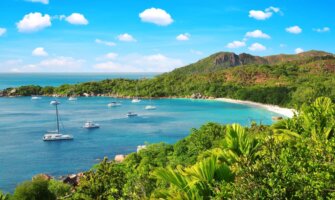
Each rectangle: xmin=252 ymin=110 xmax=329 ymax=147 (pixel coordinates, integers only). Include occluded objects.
xmin=0 ymin=73 xmax=159 ymax=89
xmin=0 ymin=96 xmax=281 ymax=192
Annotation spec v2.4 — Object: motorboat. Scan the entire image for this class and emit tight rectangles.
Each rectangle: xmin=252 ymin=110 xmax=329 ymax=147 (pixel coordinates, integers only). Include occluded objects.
xmin=127 ymin=112 xmax=138 ymax=117
xmin=68 ymin=97 xmax=77 ymax=101
xmin=83 ymin=121 xmax=100 ymax=129
xmin=31 ymin=96 xmax=42 ymax=100
xmin=108 ymin=102 xmax=122 ymax=107
xmin=145 ymin=105 xmax=156 ymax=110
xmin=131 ymin=98 xmax=141 ymax=103
xmin=43 ymin=100 xmax=73 ymax=141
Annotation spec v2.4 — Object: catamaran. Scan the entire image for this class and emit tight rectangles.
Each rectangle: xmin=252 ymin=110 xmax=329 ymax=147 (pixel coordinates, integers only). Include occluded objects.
xmin=145 ymin=96 xmax=156 ymax=110
xmin=43 ymin=100 xmax=73 ymax=141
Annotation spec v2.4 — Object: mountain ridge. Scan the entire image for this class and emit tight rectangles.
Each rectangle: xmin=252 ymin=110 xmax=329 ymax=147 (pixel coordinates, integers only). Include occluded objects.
xmin=170 ymin=50 xmax=334 ymax=75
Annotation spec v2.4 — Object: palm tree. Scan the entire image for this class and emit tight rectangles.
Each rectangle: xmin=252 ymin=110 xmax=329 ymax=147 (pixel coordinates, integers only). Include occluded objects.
xmin=153 ymin=156 xmax=234 ymax=200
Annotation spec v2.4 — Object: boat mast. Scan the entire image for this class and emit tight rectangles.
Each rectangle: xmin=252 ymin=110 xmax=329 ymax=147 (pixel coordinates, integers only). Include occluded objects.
xmin=55 ymin=103 xmax=60 ymax=133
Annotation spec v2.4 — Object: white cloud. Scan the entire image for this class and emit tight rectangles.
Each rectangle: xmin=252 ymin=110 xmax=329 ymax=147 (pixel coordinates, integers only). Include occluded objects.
xmin=117 ymin=33 xmax=136 ymax=42
xmin=286 ymin=26 xmax=302 ymax=34
xmin=280 ymin=44 xmax=287 ymax=48
xmin=314 ymin=27 xmax=330 ymax=33
xmin=248 ymin=43 xmax=266 ymax=51
xmin=8 ymin=57 xmax=85 ymax=72
xmin=226 ymin=40 xmax=246 ymax=49
xmin=95 ymin=39 xmax=116 ymax=47
xmin=249 ymin=6 xmax=281 ymax=20
xmin=265 ymin=6 xmax=280 ymax=13
xmin=176 ymin=33 xmax=190 ymax=41
xmin=295 ymin=48 xmax=304 ymax=54
xmin=245 ymin=30 xmax=270 ymax=39
xmin=32 ymin=47 xmax=48 ymax=57
xmin=139 ymin=8 xmax=173 ymax=26
xmin=94 ymin=53 xmax=183 ymax=72
xmin=249 ymin=10 xmax=272 ymax=20
xmin=26 ymin=0 xmax=49 ymax=4
xmin=0 ymin=28 xmax=7 ymax=36
xmin=105 ymin=52 xmax=118 ymax=59
xmin=16 ymin=12 xmax=51 ymax=33
xmin=65 ymin=13 xmax=88 ymax=25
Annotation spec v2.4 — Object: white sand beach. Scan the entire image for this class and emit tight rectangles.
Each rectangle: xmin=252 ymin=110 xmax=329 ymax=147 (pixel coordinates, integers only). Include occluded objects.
xmin=215 ymin=98 xmax=297 ymax=118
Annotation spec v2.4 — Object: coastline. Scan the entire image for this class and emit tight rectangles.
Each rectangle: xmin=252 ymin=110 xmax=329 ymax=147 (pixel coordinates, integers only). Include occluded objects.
xmin=215 ymin=98 xmax=297 ymax=118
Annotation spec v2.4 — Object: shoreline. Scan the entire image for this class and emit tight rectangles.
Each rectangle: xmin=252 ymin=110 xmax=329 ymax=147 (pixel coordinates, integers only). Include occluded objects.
xmin=214 ymin=98 xmax=296 ymax=118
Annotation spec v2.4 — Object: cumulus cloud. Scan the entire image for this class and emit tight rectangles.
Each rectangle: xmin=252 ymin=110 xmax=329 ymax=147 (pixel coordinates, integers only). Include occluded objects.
xmin=314 ymin=27 xmax=330 ymax=33
xmin=245 ymin=30 xmax=270 ymax=39
xmin=249 ymin=10 xmax=272 ymax=20
xmin=286 ymin=26 xmax=302 ymax=34
xmin=176 ymin=33 xmax=190 ymax=41
xmin=26 ymin=0 xmax=49 ymax=4
xmin=65 ymin=13 xmax=88 ymax=25
xmin=94 ymin=53 xmax=183 ymax=72
xmin=95 ymin=39 xmax=116 ymax=47
xmin=248 ymin=43 xmax=266 ymax=51
xmin=139 ymin=8 xmax=173 ymax=26
xmin=24 ymin=57 xmax=85 ymax=72
xmin=117 ymin=33 xmax=136 ymax=42
xmin=226 ymin=40 xmax=246 ymax=49
xmin=0 ymin=28 xmax=7 ymax=36
xmin=16 ymin=12 xmax=51 ymax=33
xmin=32 ymin=47 xmax=48 ymax=57
xmin=249 ymin=6 xmax=281 ymax=20
xmin=295 ymin=48 xmax=304 ymax=54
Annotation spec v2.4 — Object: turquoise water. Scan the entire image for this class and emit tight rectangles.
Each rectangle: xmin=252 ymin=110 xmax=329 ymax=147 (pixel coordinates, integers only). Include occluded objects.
xmin=0 ymin=96 xmax=280 ymax=192
xmin=0 ymin=73 xmax=159 ymax=89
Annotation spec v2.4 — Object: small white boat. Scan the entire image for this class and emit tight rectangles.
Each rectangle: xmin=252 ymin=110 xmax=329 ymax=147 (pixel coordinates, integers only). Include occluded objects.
xmin=43 ymin=134 xmax=73 ymax=141
xmin=127 ymin=112 xmax=138 ymax=117
xmin=145 ymin=105 xmax=157 ymax=110
xmin=68 ymin=97 xmax=77 ymax=101
xmin=83 ymin=121 xmax=100 ymax=129
xmin=108 ymin=102 xmax=122 ymax=107
xmin=131 ymin=98 xmax=141 ymax=103
xmin=31 ymin=96 xmax=42 ymax=100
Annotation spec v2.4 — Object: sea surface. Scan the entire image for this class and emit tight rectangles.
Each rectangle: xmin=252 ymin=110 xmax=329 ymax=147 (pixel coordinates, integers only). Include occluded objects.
xmin=0 ymin=73 xmax=159 ymax=89
xmin=0 ymin=96 xmax=281 ymax=192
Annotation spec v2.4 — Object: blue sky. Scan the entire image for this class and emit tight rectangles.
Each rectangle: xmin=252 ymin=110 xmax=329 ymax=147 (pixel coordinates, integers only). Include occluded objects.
xmin=0 ymin=0 xmax=334 ymax=72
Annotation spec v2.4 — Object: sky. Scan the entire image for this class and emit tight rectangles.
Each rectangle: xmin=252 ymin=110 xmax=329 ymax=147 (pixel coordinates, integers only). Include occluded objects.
xmin=0 ymin=0 xmax=334 ymax=72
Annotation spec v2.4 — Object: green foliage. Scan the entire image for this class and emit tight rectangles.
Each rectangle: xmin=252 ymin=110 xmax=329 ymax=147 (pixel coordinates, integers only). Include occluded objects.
xmin=0 ymin=191 xmax=10 ymax=200
xmin=48 ymin=179 xmax=71 ymax=198
xmin=12 ymin=177 xmax=56 ymax=200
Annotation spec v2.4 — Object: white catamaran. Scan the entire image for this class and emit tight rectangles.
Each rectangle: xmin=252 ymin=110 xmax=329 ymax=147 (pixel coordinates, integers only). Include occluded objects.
xmin=43 ymin=100 xmax=73 ymax=141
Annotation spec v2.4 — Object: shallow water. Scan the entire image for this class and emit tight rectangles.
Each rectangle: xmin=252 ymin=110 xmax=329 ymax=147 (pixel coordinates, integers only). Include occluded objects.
xmin=0 ymin=96 xmax=280 ymax=192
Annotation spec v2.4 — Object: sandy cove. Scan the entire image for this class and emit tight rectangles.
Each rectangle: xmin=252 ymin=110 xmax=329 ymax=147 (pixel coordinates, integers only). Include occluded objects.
xmin=215 ymin=98 xmax=297 ymax=118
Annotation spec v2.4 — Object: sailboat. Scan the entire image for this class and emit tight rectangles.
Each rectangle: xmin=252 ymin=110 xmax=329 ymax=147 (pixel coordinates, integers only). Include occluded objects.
xmin=43 ymin=100 xmax=73 ymax=141
xmin=131 ymin=86 xmax=141 ymax=103
xmin=145 ymin=96 xmax=156 ymax=110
